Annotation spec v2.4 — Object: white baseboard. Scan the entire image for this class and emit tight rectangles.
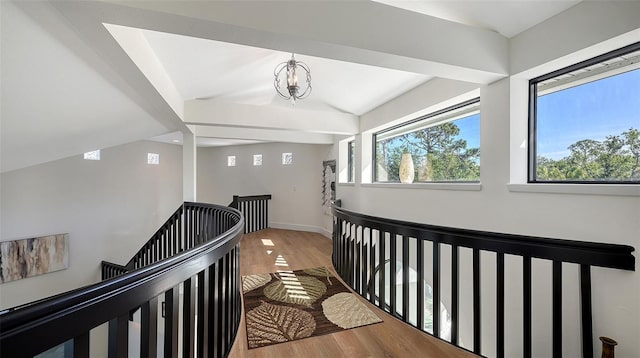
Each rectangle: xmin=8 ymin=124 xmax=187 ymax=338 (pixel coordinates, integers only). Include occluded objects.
xmin=269 ymin=222 xmax=332 ymax=239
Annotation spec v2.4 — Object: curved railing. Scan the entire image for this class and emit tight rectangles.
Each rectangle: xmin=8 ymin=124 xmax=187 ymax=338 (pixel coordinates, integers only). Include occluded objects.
xmin=101 ymin=202 xmax=240 ymax=280
xmin=0 ymin=202 xmax=243 ymax=358
xmin=332 ymin=200 xmax=634 ymax=358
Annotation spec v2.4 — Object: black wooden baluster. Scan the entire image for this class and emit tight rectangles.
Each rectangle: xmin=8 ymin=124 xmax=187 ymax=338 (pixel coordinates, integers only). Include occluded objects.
xmin=165 ymin=288 xmax=179 ymax=358
xmin=247 ymin=201 xmax=251 ymax=233
xmin=253 ymin=200 xmax=257 ymax=232
xmin=262 ymin=199 xmax=267 ymax=229
xmin=185 ymin=207 xmax=190 ymax=248
xmin=108 ymin=314 xmax=128 ymax=358
xmin=378 ymin=231 xmax=386 ymax=310
xmin=417 ymin=238 xmax=425 ymax=331
xmin=73 ymin=332 xmax=89 ymax=358
xmin=433 ymin=239 xmax=440 ymax=338
xmin=346 ymin=223 xmax=352 ymax=285
xmin=355 ymin=226 xmax=362 ymax=293
xmin=183 ymin=278 xmax=196 ymax=358
xmin=451 ymin=244 xmax=459 ymax=345
xmin=473 ymin=248 xmax=481 ymax=355
xmin=340 ymin=222 xmax=347 ymax=281
xmin=208 ymin=262 xmax=219 ymax=358
xmin=236 ymin=246 xmax=242 ymax=326
xmin=349 ymin=223 xmax=358 ymax=291
xmin=217 ymin=257 xmax=227 ymax=358
xmin=369 ymin=228 xmax=376 ymax=303
xmin=553 ymin=261 xmax=562 ymax=358
xmin=245 ymin=201 xmax=250 ymax=233
xmin=344 ymin=221 xmax=350 ymax=280
xmin=207 ymin=264 xmax=218 ymax=357
xmin=390 ymin=234 xmax=397 ymax=317
xmin=223 ymin=253 xmax=230 ymax=354
xmin=178 ymin=211 xmax=183 ymax=252
xmin=197 ymin=269 xmax=209 ymax=357
xmin=265 ymin=198 xmax=268 ymax=228
xmin=362 ymin=228 xmax=369 ymax=297
xmin=162 ymin=232 xmax=167 ymax=260
xmin=580 ymin=264 xmax=593 ymax=358
xmin=333 ymin=218 xmax=339 ymax=271
xmin=225 ymin=251 xmax=232 ymax=352
xmin=140 ymin=297 xmax=158 ymax=358
xmin=497 ymin=252 xmax=505 ymax=358
xmin=341 ymin=220 xmax=347 ymax=279
xmin=402 ymin=235 xmax=409 ymax=322
xmin=335 ymin=220 xmax=341 ymax=266
xmin=523 ymin=256 xmax=532 ymax=358
xmin=231 ymin=248 xmax=237 ymax=335
xmin=190 ymin=207 xmax=195 ymax=245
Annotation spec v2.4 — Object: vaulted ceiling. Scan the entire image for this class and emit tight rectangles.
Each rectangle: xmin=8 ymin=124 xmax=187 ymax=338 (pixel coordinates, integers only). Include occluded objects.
xmin=1 ymin=0 xmax=581 ymax=173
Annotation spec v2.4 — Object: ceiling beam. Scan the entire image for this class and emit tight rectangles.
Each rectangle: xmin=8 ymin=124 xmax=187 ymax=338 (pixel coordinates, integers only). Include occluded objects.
xmin=191 ymin=125 xmax=334 ymax=145
xmin=86 ymin=1 xmax=508 ymax=84
xmin=185 ymin=99 xmax=359 ymax=135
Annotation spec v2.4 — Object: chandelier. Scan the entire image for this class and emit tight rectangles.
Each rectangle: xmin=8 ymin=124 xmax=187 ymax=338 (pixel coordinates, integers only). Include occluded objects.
xmin=274 ymin=53 xmax=312 ymax=104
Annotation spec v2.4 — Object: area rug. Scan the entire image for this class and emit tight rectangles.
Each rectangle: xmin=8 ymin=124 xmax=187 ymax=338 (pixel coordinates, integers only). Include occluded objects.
xmin=241 ymin=266 xmax=382 ymax=349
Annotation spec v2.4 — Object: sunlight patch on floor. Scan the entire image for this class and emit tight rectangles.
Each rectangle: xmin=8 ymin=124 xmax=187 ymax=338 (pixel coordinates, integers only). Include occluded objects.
xmin=276 ymin=269 xmax=311 ymax=299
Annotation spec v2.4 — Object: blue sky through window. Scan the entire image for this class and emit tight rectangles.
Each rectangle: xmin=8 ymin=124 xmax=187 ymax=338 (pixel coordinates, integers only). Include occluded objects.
xmin=537 ymin=68 xmax=640 ymax=160
xmin=454 ymin=113 xmax=480 ymax=149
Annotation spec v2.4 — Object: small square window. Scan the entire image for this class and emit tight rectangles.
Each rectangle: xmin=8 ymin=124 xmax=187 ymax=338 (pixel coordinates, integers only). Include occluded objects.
xmin=147 ymin=153 xmax=160 ymax=165
xmin=227 ymin=155 xmax=236 ymax=167
xmin=282 ymin=153 xmax=293 ymax=165
xmin=253 ymin=154 xmax=263 ymax=166
xmin=83 ymin=150 xmax=100 ymax=160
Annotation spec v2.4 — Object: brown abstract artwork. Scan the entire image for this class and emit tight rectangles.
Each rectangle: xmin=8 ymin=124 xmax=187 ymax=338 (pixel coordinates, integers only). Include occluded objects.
xmin=0 ymin=234 xmax=69 ymax=284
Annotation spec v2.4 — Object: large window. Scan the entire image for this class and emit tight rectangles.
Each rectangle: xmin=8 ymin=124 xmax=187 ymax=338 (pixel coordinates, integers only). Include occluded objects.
xmin=374 ymin=99 xmax=480 ymax=182
xmin=529 ymin=42 xmax=640 ymax=183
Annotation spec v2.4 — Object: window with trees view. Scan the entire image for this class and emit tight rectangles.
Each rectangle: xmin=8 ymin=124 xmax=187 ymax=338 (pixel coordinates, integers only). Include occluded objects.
xmin=374 ymin=98 xmax=480 ymax=182
xmin=530 ymin=42 xmax=640 ymax=183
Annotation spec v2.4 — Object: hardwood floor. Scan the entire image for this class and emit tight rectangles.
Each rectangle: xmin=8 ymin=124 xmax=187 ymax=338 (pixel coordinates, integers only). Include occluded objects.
xmin=228 ymin=228 xmax=477 ymax=358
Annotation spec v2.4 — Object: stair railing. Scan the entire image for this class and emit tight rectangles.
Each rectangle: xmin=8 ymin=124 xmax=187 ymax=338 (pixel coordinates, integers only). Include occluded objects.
xmin=229 ymin=194 xmax=271 ymax=233
xmin=0 ymin=202 xmax=243 ymax=358
xmin=332 ymin=200 xmax=635 ymax=358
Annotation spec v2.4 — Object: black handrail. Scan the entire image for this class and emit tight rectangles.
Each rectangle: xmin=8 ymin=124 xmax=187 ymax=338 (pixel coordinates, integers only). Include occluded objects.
xmin=0 ymin=202 xmax=244 ymax=358
xmin=332 ymin=200 xmax=634 ymax=358
xmin=229 ymin=194 xmax=271 ymax=233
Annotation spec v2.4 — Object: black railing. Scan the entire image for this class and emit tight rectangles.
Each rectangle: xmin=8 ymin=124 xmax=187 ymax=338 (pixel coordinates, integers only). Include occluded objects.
xmin=229 ymin=194 xmax=271 ymax=233
xmin=0 ymin=202 xmax=244 ymax=358
xmin=101 ymin=202 xmax=238 ymax=279
xmin=332 ymin=200 xmax=635 ymax=358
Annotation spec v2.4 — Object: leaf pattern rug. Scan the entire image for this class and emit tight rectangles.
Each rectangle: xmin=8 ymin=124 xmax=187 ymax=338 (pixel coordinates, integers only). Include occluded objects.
xmin=242 ymin=266 xmax=382 ymax=349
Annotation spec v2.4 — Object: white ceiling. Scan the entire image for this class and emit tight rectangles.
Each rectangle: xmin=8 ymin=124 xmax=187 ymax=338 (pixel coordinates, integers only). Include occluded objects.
xmin=138 ymin=28 xmax=432 ymax=116
xmin=1 ymin=0 xmax=584 ymax=172
xmin=374 ymin=0 xmax=582 ymax=38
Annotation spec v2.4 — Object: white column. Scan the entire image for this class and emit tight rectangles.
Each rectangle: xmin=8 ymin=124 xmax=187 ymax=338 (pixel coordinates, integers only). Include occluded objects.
xmin=182 ymin=130 xmax=197 ymax=201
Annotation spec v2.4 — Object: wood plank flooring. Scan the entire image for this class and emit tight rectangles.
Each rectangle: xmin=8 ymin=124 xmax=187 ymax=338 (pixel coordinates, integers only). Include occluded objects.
xmin=228 ymin=228 xmax=477 ymax=358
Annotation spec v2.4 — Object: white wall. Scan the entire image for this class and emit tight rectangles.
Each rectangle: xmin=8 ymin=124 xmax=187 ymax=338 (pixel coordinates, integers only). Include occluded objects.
xmin=197 ymin=142 xmax=333 ymax=236
xmin=336 ymin=5 xmax=640 ymax=357
xmin=0 ymin=140 xmax=183 ymax=309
